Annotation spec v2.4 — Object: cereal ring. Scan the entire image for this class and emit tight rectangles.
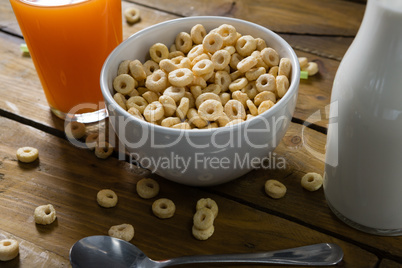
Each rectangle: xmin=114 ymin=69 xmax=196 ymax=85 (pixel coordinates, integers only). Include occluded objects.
xmin=145 ymin=69 xmax=168 ymax=93
xmin=196 ymin=198 xmax=218 ymax=219
xmin=235 ymin=35 xmax=257 ymax=57
xmin=278 ymin=58 xmax=292 ymax=78
xmin=108 ymin=223 xmax=135 ymax=241
xmin=247 ymin=114 xmax=255 ymax=120
xmin=171 ymin=122 xmax=191 ymax=129
xmin=190 ymin=86 xmax=202 ymax=99
xmin=159 ymin=95 xmax=177 ymax=117
xmin=241 ymin=81 xmax=258 ymax=99
xmin=302 ymin=61 xmax=319 ymax=76
xmin=215 ymin=71 xmax=231 ymax=92
xmin=161 ymin=117 xmax=182 ymax=128
xmin=184 ymin=91 xmax=195 ymax=108
xmin=159 ymin=58 xmax=179 ymax=73
xmin=94 ymin=141 xmax=114 ymax=159
xmin=163 ymin=86 xmax=185 ymax=103
xmin=168 ymin=68 xmax=194 ymax=87
xmin=224 ymin=45 xmax=236 ymax=55
xmin=237 ymin=56 xmax=258 ymax=73
xmin=211 ymin=49 xmax=231 ymax=71
xmin=16 ymin=146 xmax=39 ymax=163
xmin=129 ymin=60 xmax=147 ymax=81
xmin=268 ymin=66 xmax=279 ymax=77
xmin=113 ymin=74 xmax=136 ymax=95
xmin=175 ymin=32 xmax=193 ymax=54
xmin=245 ymin=67 xmax=266 ymax=81
xmin=195 ymin=92 xmax=221 ymax=109
xmin=0 ymin=239 xmax=19 ymax=261
xmin=191 ymin=53 xmax=210 ymax=67
xmin=142 ymin=91 xmax=159 ymax=104
xmin=276 ymin=75 xmax=290 ymax=98
xmin=265 ymin=179 xmax=287 ymax=199
xmin=252 ymin=50 xmax=269 ymax=69
xmin=127 ymin=88 xmax=140 ymax=98
xmin=113 ymin=92 xmax=127 ymax=110
xmin=169 ymin=51 xmax=185 ymax=59
xmin=258 ymin=100 xmax=275 ymax=114
xmin=34 ymin=204 xmax=56 ymax=225
xmin=229 ymin=77 xmax=248 ymax=92
xmin=256 ymin=73 xmax=276 ymax=92
xmin=217 ymin=24 xmax=237 ymax=46
xmin=136 ymin=178 xmax=159 ymax=199
xmin=97 ymin=189 xmax=118 ymax=208
xmin=298 ymin=57 xmax=309 ymax=69
xmin=254 ymin=91 xmax=276 ymax=106
xmin=187 ymin=44 xmax=205 ymax=61
xmin=198 ymin=99 xmax=224 ymax=121
xmin=192 ymin=225 xmax=214 ymax=240
xmin=65 ymin=121 xmax=86 ymax=139
xmin=256 ymin=37 xmax=267 ymax=51
xmin=126 ymin=96 xmax=148 ymax=113
xmin=301 ymin=172 xmax=323 ymax=191
xmin=190 ymin=24 xmax=207 ymax=44
xmin=176 ymin=97 xmax=190 ymax=120
xmin=187 ymin=108 xmax=208 ymax=128
xmin=149 ymin=43 xmax=169 ymax=63
xmin=85 ymin=133 xmax=99 ymax=150
xmin=246 ymin=100 xmax=258 ymax=116
xmin=192 ymin=59 xmax=214 ymax=76
xmin=124 ymin=7 xmax=140 ymax=24
xmin=224 ymin=100 xmax=246 ymax=120
xmin=202 ymin=32 xmax=223 ymax=53
xmin=261 ymin=47 xmax=280 ymax=67
xmin=144 ymin=101 xmax=164 ymax=122
xmin=229 ymin=53 xmax=243 ymax=70
xmin=117 ymin=60 xmax=130 ymax=75
xmin=152 ymin=198 xmax=176 ymax=219
xmin=193 ymin=207 xmax=215 ymax=230
xmin=232 ymin=91 xmax=249 ymax=108
xmin=216 ymin=114 xmax=230 ymax=127
xmin=143 ymin=60 xmax=160 ymax=76
xmin=127 ymin=107 xmax=144 ymax=120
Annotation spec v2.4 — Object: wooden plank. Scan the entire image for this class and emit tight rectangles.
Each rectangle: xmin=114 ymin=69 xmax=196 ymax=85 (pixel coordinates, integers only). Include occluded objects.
xmin=0 ymin=116 xmax=378 ymax=267
xmin=379 ymin=259 xmax=402 ymax=268
xmin=129 ymin=0 xmax=365 ymax=36
xmin=212 ymin=123 xmax=402 ymax=261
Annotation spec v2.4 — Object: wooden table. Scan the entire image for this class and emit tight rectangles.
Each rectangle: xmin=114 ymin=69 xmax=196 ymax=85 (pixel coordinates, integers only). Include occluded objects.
xmin=1 ymin=0 xmax=402 ymax=267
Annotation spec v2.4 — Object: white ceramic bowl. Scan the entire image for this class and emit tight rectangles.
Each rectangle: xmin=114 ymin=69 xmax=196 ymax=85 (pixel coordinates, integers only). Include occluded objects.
xmin=101 ymin=16 xmax=300 ymax=186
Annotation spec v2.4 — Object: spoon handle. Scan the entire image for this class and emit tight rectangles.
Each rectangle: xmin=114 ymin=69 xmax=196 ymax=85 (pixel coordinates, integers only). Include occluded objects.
xmin=155 ymin=243 xmax=343 ymax=267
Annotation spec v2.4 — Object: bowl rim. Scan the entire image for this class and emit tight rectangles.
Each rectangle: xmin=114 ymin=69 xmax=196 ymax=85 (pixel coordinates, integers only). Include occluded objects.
xmin=101 ymin=16 xmax=300 ymax=136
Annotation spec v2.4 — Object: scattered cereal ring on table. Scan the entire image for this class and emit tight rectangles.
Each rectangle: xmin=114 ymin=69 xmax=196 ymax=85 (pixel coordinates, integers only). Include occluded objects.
xmin=301 ymin=172 xmax=323 ymax=191
xmin=196 ymin=198 xmax=219 ymax=219
xmin=0 ymin=239 xmax=19 ymax=261
xmin=124 ymin=7 xmax=140 ymax=24
xmin=94 ymin=141 xmax=114 ymax=159
xmin=193 ymin=207 xmax=215 ymax=230
xmin=192 ymin=225 xmax=214 ymax=241
xmin=136 ymin=178 xmax=159 ymax=199
xmin=65 ymin=121 xmax=86 ymax=139
xmin=152 ymin=198 xmax=176 ymax=219
xmin=97 ymin=189 xmax=118 ymax=208
xmin=16 ymin=146 xmax=39 ymax=163
xmin=108 ymin=223 xmax=135 ymax=241
xmin=264 ymin=179 xmax=287 ymax=199
xmin=34 ymin=204 xmax=56 ymax=225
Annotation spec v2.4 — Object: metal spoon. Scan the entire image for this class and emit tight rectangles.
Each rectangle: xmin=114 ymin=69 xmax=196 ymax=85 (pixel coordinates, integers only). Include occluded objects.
xmin=69 ymin=235 xmax=343 ymax=268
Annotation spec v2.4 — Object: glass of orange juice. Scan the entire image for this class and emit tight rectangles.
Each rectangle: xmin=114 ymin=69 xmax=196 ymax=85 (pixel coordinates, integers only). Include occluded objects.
xmin=9 ymin=0 xmax=123 ymax=123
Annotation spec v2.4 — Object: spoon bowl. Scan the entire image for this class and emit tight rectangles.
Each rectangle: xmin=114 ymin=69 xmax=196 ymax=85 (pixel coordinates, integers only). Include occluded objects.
xmin=69 ymin=235 xmax=343 ymax=268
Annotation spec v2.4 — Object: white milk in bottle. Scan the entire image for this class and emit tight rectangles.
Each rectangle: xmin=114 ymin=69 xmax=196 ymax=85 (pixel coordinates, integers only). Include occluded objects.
xmin=324 ymin=0 xmax=402 ymax=235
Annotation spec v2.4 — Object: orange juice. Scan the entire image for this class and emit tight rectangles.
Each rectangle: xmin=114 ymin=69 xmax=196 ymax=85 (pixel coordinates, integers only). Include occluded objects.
xmin=10 ymin=0 xmax=122 ymax=120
